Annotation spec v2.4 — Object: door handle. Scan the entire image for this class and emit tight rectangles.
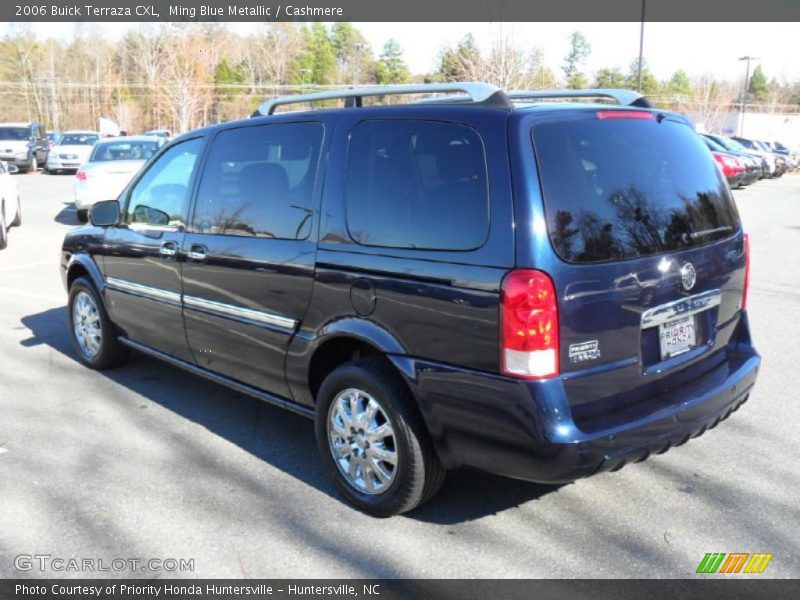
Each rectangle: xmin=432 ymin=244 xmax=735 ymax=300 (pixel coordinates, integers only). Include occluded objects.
xmin=159 ymin=241 xmax=178 ymax=259
xmin=187 ymin=244 xmax=207 ymax=263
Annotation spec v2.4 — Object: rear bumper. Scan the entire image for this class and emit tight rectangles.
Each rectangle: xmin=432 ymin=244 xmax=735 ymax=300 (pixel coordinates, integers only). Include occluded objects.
xmin=46 ymin=159 xmax=80 ymax=171
xmin=0 ymin=154 xmax=33 ymax=169
xmin=391 ymin=315 xmax=760 ymax=483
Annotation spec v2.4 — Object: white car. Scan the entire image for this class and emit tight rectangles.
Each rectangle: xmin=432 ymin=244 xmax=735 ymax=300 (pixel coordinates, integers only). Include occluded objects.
xmin=0 ymin=160 xmax=21 ymax=249
xmin=73 ymin=136 xmax=163 ymax=222
xmin=45 ymin=131 xmax=100 ymax=174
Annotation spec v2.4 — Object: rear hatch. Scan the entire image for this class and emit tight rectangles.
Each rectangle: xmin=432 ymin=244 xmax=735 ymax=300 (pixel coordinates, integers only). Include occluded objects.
xmin=530 ymin=109 xmax=747 ymax=429
xmin=78 ymin=160 xmax=145 ymax=198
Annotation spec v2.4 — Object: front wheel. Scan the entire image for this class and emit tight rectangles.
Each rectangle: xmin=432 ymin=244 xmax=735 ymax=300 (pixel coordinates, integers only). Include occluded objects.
xmin=76 ymin=209 xmax=88 ymax=223
xmin=315 ymin=357 xmax=445 ymax=516
xmin=10 ymin=198 xmax=21 ymax=227
xmin=67 ymin=277 xmax=129 ymax=369
xmin=0 ymin=206 xmax=7 ymax=250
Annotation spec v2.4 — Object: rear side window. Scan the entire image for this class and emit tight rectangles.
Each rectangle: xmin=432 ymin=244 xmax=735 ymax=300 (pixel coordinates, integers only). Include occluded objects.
xmin=533 ymin=116 xmax=740 ymax=263
xmin=345 ymin=120 xmax=489 ymax=251
xmin=193 ymin=122 xmax=323 ymax=240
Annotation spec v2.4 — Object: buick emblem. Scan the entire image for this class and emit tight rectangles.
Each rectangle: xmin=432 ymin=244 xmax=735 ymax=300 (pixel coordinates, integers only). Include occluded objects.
xmin=680 ymin=262 xmax=697 ymax=291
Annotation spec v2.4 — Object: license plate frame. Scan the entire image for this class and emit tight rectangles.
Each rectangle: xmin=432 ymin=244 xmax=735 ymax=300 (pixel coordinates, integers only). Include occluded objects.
xmin=658 ymin=314 xmax=696 ymax=360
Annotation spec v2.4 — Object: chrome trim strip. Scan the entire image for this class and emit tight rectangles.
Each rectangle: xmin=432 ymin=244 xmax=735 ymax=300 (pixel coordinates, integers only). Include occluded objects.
xmin=183 ymin=294 xmax=297 ymax=331
xmin=105 ymin=278 xmax=298 ymax=332
xmin=105 ymin=276 xmax=182 ymax=305
xmin=641 ymin=289 xmax=722 ymax=328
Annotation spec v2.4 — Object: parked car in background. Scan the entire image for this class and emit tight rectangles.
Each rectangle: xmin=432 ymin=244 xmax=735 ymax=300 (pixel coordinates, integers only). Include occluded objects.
xmin=732 ymin=137 xmax=786 ymax=177
xmin=766 ymin=141 xmax=798 ymax=171
xmin=73 ymin=135 xmax=163 ymax=222
xmin=60 ymin=84 xmax=759 ymax=515
xmin=47 ymin=132 xmax=62 ymax=147
xmin=0 ymin=160 xmax=22 ymax=249
xmin=45 ymin=131 xmax=100 ymax=174
xmin=772 ymin=142 xmax=799 ymax=170
xmin=0 ymin=122 xmax=49 ymax=173
xmin=701 ymin=135 xmax=760 ymax=186
xmin=710 ymin=149 xmax=747 ymax=188
xmin=703 ymin=134 xmax=768 ymax=180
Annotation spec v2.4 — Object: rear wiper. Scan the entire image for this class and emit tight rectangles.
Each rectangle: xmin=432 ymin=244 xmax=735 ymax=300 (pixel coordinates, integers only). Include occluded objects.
xmin=687 ymin=226 xmax=733 ymax=240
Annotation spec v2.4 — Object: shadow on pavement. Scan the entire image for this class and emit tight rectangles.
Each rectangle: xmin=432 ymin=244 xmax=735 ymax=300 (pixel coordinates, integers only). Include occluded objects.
xmin=19 ymin=305 xmax=559 ymax=522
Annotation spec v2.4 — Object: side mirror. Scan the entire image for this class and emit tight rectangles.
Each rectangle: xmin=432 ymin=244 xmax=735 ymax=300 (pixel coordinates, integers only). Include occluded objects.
xmin=6 ymin=164 xmax=18 ymax=174
xmin=89 ymin=200 xmax=120 ymax=227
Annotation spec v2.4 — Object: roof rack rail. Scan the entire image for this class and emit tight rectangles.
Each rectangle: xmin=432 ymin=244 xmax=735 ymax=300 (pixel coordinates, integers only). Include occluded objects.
xmin=507 ymin=89 xmax=653 ymax=108
xmin=252 ymin=82 xmax=511 ymax=116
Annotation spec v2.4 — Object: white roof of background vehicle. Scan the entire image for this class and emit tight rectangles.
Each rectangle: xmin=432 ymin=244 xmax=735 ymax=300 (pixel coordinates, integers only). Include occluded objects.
xmin=0 ymin=122 xmax=40 ymax=127
xmin=61 ymin=130 xmax=101 ymax=135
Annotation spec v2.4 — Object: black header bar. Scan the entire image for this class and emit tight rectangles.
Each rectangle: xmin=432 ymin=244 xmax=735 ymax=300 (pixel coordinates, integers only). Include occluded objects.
xmin=3 ymin=0 xmax=800 ymax=22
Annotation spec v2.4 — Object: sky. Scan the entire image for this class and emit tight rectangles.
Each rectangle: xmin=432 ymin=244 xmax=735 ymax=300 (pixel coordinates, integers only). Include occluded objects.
xmin=3 ymin=21 xmax=798 ymax=83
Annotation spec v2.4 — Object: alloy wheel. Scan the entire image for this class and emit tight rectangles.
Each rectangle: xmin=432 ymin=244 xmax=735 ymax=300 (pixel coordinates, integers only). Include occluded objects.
xmin=72 ymin=290 xmax=102 ymax=359
xmin=327 ymin=388 xmax=398 ymax=495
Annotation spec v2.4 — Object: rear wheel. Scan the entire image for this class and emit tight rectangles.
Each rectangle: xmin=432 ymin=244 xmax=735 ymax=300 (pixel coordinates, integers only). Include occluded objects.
xmin=67 ymin=277 xmax=129 ymax=369
xmin=315 ymin=357 xmax=445 ymax=516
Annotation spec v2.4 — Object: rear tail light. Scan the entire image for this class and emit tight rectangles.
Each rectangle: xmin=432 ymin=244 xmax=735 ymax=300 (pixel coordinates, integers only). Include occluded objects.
xmin=596 ymin=110 xmax=654 ymax=120
xmin=500 ymin=269 xmax=559 ymax=379
xmin=713 ymin=153 xmax=743 ymax=178
xmin=742 ymin=233 xmax=750 ymax=311
xmin=75 ymin=171 xmax=87 ymax=182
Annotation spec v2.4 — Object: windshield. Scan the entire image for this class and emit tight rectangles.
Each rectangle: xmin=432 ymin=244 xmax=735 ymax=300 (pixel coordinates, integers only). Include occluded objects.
xmin=60 ymin=134 xmax=98 ymax=145
xmin=720 ymin=137 xmax=747 ymax=152
xmin=703 ymin=136 xmax=726 ymax=152
xmin=533 ymin=115 xmax=740 ymax=263
xmin=90 ymin=140 xmax=160 ymax=162
xmin=0 ymin=127 xmax=30 ymax=140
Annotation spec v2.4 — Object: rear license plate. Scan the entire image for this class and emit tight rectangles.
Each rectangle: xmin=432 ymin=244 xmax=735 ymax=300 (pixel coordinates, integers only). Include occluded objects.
xmin=659 ymin=315 xmax=696 ymax=359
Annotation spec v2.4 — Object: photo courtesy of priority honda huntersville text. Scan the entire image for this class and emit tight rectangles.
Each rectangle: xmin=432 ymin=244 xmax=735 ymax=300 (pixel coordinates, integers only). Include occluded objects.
xmin=60 ymin=83 xmax=760 ymax=516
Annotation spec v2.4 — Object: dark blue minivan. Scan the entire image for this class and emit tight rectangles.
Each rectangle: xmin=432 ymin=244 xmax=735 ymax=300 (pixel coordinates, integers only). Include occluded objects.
xmin=60 ymin=84 xmax=759 ymax=515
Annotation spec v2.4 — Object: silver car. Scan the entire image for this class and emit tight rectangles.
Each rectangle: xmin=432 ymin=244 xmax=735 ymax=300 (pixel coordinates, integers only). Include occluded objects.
xmin=45 ymin=131 xmax=100 ymax=174
xmin=73 ymin=136 xmax=163 ymax=222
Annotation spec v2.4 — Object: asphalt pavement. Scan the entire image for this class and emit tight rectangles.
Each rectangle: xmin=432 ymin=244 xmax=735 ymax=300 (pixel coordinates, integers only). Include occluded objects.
xmin=0 ymin=171 xmax=798 ymax=578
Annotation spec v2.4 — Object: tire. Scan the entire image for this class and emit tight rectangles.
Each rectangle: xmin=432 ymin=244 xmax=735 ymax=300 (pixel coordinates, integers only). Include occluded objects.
xmin=76 ymin=209 xmax=88 ymax=223
xmin=315 ymin=357 xmax=445 ymax=516
xmin=0 ymin=205 xmax=7 ymax=250
xmin=67 ymin=276 xmax=129 ymax=369
xmin=10 ymin=198 xmax=21 ymax=227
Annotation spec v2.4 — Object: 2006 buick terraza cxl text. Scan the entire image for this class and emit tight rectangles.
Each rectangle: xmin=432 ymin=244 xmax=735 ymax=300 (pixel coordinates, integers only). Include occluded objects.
xmin=60 ymin=83 xmax=760 ymax=516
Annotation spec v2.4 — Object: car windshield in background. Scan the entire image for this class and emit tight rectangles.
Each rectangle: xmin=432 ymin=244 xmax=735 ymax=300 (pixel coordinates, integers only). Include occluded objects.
xmin=60 ymin=134 xmax=98 ymax=145
xmin=703 ymin=136 xmax=727 ymax=152
xmin=533 ymin=115 xmax=740 ymax=264
xmin=0 ymin=127 xmax=30 ymax=140
xmin=720 ymin=138 xmax=748 ymax=152
xmin=90 ymin=141 xmax=160 ymax=162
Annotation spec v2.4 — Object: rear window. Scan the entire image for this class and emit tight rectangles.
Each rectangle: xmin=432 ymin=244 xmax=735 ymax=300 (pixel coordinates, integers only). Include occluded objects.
xmin=90 ymin=140 xmax=160 ymax=162
xmin=61 ymin=134 xmax=98 ymax=145
xmin=532 ymin=115 xmax=740 ymax=263
xmin=345 ymin=119 xmax=489 ymax=251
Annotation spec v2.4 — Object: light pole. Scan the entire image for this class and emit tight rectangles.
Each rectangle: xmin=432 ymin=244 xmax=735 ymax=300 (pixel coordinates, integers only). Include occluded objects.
xmin=637 ymin=0 xmax=646 ymax=92
xmin=738 ymin=56 xmax=758 ymax=136
xmin=353 ymin=42 xmax=365 ymax=86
